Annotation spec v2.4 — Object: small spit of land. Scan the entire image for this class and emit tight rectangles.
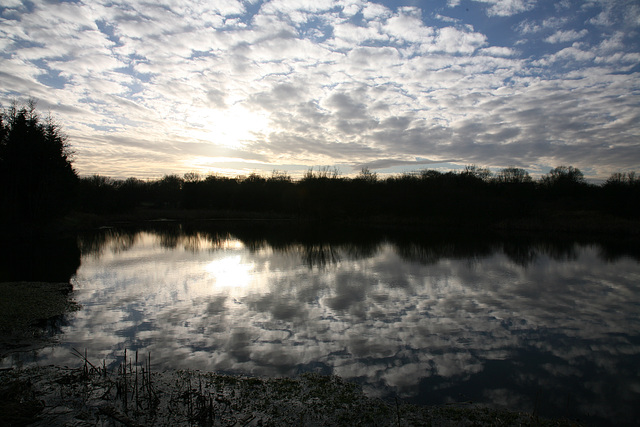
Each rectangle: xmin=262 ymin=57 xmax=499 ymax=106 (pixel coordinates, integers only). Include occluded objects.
xmin=0 ymin=282 xmax=80 ymax=357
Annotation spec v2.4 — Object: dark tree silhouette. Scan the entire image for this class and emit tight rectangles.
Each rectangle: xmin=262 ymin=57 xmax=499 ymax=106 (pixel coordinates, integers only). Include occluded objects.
xmin=603 ymin=171 xmax=640 ymax=218
xmin=0 ymin=101 xmax=78 ymax=224
xmin=495 ymin=167 xmax=532 ymax=184
xmin=541 ymin=165 xmax=585 ymax=187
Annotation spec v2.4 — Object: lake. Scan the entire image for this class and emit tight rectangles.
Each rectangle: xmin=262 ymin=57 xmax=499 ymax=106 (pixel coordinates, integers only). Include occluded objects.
xmin=2 ymin=223 xmax=639 ymax=425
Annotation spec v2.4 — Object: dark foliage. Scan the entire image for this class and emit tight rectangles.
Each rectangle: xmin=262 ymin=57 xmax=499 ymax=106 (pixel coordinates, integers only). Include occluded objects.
xmin=0 ymin=236 xmax=80 ymax=282
xmin=0 ymin=101 xmax=78 ymax=224
xmin=75 ymin=164 xmax=639 ymax=226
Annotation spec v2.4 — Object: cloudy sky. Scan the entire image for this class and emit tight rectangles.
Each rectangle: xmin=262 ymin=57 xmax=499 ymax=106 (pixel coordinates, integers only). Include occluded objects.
xmin=1 ymin=0 xmax=639 ymax=180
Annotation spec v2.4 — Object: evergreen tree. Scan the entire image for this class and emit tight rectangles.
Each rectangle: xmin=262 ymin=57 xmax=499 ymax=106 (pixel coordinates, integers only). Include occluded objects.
xmin=0 ymin=101 xmax=78 ymax=223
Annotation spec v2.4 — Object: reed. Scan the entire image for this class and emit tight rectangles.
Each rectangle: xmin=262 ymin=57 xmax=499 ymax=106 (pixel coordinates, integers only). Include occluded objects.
xmin=72 ymin=348 xmax=158 ymax=424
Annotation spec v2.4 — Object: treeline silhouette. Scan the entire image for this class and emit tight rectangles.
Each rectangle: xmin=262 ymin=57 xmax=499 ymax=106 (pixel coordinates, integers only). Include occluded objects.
xmin=76 ymin=165 xmax=640 ymax=227
xmin=2 ymin=102 xmax=638 ymax=229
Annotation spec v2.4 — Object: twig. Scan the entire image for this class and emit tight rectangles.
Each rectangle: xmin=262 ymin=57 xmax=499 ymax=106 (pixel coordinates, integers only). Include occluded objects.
xmin=71 ymin=347 xmax=99 ymax=372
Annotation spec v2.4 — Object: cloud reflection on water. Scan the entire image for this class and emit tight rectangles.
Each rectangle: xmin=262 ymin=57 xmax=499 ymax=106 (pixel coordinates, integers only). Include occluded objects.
xmin=30 ymin=228 xmax=640 ymax=423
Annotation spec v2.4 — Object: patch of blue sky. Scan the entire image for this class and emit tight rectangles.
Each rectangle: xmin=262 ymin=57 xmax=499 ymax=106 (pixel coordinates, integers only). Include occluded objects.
xmin=114 ymin=59 xmax=154 ymax=84
xmin=78 ymin=96 xmax=106 ymax=105
xmin=5 ymin=37 xmax=45 ymax=51
xmin=31 ymin=59 xmax=69 ymax=89
xmin=95 ymin=19 xmax=122 ymax=47
xmin=189 ymin=50 xmax=214 ymax=60
xmin=0 ymin=2 xmax=35 ymax=16
xmin=300 ymin=17 xmax=333 ymax=43
xmin=238 ymin=0 xmax=264 ymax=24
xmin=87 ymin=123 xmax=117 ymax=133
xmin=36 ymin=69 xmax=68 ymax=89
xmin=122 ymin=82 xmax=146 ymax=98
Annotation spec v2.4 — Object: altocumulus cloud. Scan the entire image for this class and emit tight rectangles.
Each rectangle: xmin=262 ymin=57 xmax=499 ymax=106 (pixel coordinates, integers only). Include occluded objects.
xmin=1 ymin=0 xmax=638 ymax=179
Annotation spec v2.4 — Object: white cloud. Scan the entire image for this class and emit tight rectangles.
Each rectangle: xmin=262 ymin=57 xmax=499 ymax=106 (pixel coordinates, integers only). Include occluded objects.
xmin=544 ymin=29 xmax=588 ymax=43
xmin=479 ymin=46 xmax=518 ymax=57
xmin=0 ymin=0 xmax=638 ymax=179
xmin=260 ymin=0 xmax=337 ymax=16
xmin=383 ymin=11 xmax=435 ymax=44
xmin=587 ymin=0 xmax=640 ymax=29
xmin=431 ymin=26 xmax=487 ymax=54
xmin=541 ymin=16 xmax=569 ymax=29
xmin=332 ymin=21 xmax=388 ymax=46
xmin=474 ymin=0 xmax=537 ymax=17
xmin=361 ymin=2 xmax=391 ymax=20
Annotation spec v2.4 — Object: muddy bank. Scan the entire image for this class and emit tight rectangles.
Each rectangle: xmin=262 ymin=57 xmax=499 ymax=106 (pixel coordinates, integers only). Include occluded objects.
xmin=0 ymin=364 xmax=577 ymax=426
xmin=0 ymin=282 xmax=80 ymax=359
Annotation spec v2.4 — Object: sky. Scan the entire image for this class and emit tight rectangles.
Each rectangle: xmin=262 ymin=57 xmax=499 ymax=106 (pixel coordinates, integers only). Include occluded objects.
xmin=1 ymin=0 xmax=639 ymax=180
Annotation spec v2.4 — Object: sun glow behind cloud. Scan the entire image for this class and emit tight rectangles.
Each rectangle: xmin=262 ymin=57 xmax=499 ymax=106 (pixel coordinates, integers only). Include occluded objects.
xmin=184 ymin=104 xmax=271 ymax=150
xmin=1 ymin=0 xmax=639 ymax=180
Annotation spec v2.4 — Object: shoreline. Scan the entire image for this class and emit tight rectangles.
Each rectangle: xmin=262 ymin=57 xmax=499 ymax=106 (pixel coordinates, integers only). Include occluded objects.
xmin=0 ymin=282 xmax=80 ymax=360
xmin=0 ymin=364 xmax=579 ymax=426
xmin=0 ymin=281 xmax=584 ymax=426
xmin=58 ymin=207 xmax=640 ymax=237
xmin=1 ymin=280 xmax=589 ymax=426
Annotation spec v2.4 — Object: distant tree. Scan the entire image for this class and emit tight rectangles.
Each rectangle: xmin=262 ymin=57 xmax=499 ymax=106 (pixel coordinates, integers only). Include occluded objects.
xmin=604 ymin=171 xmax=638 ymax=187
xmin=302 ymin=166 xmax=340 ymax=181
xmin=243 ymin=172 xmax=266 ymax=184
xmin=183 ymin=171 xmax=201 ymax=183
xmin=0 ymin=101 xmax=78 ymax=223
xmin=356 ymin=167 xmax=378 ymax=183
xmin=462 ymin=164 xmax=492 ymax=181
xmin=77 ymin=175 xmax=114 ymax=213
xmin=154 ymin=174 xmax=183 ymax=208
xmin=495 ymin=167 xmax=532 ymax=184
xmin=541 ymin=165 xmax=585 ymax=187
xmin=269 ymin=170 xmax=292 ymax=183
xmin=603 ymin=171 xmax=640 ymax=217
xmin=420 ymin=169 xmax=443 ymax=180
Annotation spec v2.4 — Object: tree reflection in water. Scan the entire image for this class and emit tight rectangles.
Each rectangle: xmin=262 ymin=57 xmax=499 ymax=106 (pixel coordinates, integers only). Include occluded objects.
xmin=5 ymin=224 xmax=639 ymax=426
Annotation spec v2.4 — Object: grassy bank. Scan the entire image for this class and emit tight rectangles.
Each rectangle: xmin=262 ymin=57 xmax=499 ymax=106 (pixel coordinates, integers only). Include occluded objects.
xmin=0 ymin=362 xmax=580 ymax=426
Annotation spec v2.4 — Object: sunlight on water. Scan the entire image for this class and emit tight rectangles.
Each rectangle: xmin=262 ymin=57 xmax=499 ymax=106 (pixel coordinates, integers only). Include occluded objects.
xmin=5 ymin=228 xmax=640 ymax=425
xmin=205 ymin=255 xmax=254 ymax=289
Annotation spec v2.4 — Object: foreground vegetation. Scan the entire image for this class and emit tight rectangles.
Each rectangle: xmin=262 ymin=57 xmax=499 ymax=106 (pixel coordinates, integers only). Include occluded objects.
xmin=1 ymin=354 xmax=580 ymax=426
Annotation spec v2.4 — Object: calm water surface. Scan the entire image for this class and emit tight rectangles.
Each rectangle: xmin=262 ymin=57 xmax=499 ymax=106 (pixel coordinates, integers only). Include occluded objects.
xmin=4 ymin=225 xmax=640 ymax=425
